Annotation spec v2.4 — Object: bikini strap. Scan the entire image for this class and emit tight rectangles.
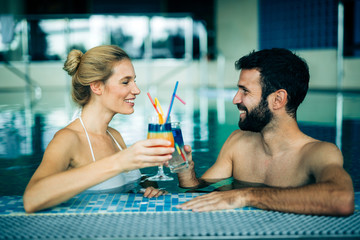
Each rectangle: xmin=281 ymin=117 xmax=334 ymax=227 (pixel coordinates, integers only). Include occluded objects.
xmin=79 ymin=117 xmax=96 ymax=162
xmin=107 ymin=130 xmax=123 ymax=151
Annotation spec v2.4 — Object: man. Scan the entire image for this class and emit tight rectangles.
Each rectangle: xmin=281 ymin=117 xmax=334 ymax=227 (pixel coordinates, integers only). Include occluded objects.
xmin=177 ymin=48 xmax=354 ymax=216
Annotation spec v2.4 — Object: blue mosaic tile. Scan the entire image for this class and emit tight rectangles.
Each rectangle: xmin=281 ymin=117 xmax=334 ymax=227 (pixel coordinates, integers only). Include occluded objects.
xmin=0 ymin=192 xmax=359 ymax=216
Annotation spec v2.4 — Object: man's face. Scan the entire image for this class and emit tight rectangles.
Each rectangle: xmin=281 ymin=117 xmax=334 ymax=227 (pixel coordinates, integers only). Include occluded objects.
xmin=232 ymin=69 xmax=273 ymax=132
xmin=237 ymin=96 xmax=273 ymax=132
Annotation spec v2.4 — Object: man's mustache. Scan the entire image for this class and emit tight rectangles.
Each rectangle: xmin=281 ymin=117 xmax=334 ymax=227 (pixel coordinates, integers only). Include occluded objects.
xmin=236 ymin=104 xmax=247 ymax=111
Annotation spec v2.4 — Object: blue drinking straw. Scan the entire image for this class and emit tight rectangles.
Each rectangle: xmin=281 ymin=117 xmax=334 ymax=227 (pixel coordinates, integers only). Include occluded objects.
xmin=165 ymin=81 xmax=179 ymax=123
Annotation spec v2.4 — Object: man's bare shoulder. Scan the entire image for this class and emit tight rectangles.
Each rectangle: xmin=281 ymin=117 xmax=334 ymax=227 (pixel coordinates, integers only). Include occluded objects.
xmin=201 ymin=130 xmax=257 ymax=179
xmin=221 ymin=130 xmax=261 ymax=156
xmin=301 ymin=140 xmax=343 ymax=170
xmin=228 ymin=129 xmax=257 ymax=139
xmin=226 ymin=129 xmax=260 ymax=145
xmin=216 ymin=130 xmax=255 ymax=156
xmin=302 ymin=140 xmax=342 ymax=159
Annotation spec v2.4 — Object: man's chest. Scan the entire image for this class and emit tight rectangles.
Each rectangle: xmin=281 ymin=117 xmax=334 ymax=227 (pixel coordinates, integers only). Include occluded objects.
xmin=232 ymin=154 xmax=311 ymax=188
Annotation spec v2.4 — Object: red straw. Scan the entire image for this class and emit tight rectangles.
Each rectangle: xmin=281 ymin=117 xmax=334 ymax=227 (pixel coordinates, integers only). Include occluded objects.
xmin=179 ymin=148 xmax=186 ymax=162
xmin=175 ymin=143 xmax=187 ymax=162
xmin=175 ymin=94 xmax=186 ymax=105
xmin=147 ymin=92 xmax=160 ymax=114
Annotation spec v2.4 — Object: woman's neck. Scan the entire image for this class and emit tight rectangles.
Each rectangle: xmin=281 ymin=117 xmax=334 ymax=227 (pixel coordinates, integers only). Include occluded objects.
xmin=80 ymin=105 xmax=115 ymax=135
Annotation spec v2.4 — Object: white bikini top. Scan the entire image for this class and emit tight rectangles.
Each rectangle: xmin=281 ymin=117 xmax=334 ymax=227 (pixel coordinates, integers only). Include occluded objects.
xmin=79 ymin=117 xmax=141 ymax=193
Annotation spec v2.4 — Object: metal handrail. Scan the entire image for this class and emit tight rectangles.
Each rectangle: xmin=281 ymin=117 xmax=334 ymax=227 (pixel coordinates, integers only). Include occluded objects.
xmin=1 ymin=60 xmax=42 ymax=106
xmin=336 ymin=1 xmax=344 ymax=150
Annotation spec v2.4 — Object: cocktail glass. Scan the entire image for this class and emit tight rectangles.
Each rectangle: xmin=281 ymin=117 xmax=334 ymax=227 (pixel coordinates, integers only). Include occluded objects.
xmin=169 ymin=122 xmax=189 ymax=173
xmin=147 ymin=120 xmax=174 ymax=181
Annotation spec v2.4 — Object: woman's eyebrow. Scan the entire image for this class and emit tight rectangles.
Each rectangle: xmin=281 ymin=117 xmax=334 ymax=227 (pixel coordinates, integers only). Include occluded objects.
xmin=121 ymin=76 xmax=134 ymax=81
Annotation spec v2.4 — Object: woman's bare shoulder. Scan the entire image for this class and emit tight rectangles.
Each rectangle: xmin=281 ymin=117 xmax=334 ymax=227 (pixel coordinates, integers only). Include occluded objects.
xmin=107 ymin=126 xmax=120 ymax=135
xmin=107 ymin=127 xmax=126 ymax=149
xmin=49 ymin=125 xmax=81 ymax=147
xmin=39 ymin=126 xmax=82 ymax=171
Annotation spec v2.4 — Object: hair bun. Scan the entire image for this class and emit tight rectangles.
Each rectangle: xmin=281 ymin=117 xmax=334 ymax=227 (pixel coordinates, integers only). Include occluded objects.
xmin=63 ymin=49 xmax=83 ymax=76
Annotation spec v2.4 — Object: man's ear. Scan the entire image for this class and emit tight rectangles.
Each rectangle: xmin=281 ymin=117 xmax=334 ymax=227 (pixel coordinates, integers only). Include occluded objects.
xmin=89 ymin=81 xmax=103 ymax=95
xmin=271 ymin=89 xmax=288 ymax=110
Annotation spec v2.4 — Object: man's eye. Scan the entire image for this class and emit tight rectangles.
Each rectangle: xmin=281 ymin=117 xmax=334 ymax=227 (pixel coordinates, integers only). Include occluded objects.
xmin=122 ymin=81 xmax=129 ymax=85
xmin=240 ymin=89 xmax=248 ymax=94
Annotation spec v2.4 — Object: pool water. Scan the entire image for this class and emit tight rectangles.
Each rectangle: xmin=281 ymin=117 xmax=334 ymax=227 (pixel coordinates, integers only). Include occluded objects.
xmin=0 ymin=107 xmax=359 ymax=196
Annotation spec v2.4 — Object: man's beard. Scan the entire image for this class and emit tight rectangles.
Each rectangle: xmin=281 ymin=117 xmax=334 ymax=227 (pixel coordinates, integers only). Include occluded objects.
xmin=237 ymin=97 xmax=273 ymax=132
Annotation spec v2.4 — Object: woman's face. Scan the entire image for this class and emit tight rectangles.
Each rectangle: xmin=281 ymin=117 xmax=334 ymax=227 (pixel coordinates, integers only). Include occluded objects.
xmin=102 ymin=59 xmax=141 ymax=115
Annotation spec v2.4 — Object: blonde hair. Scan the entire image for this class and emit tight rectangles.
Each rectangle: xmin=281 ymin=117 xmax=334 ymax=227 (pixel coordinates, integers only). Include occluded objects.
xmin=63 ymin=45 xmax=130 ymax=106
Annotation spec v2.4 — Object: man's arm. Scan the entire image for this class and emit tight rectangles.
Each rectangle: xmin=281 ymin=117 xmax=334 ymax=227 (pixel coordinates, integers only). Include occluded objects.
xmin=244 ymin=164 xmax=354 ymax=215
xmin=177 ymin=131 xmax=237 ymax=188
xmin=178 ymin=142 xmax=354 ymax=216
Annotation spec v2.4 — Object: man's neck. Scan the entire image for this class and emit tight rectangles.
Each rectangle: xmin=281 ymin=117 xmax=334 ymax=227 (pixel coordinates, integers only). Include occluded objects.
xmin=259 ymin=116 xmax=303 ymax=157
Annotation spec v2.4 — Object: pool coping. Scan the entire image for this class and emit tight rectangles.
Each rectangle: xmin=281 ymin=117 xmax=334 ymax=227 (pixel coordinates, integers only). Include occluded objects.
xmin=0 ymin=192 xmax=359 ymax=239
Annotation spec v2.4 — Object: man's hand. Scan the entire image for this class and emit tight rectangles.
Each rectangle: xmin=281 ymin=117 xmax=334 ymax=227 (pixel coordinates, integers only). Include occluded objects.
xmin=176 ymin=190 xmax=244 ymax=212
xmin=182 ymin=145 xmax=194 ymax=169
xmin=177 ymin=145 xmax=200 ymax=188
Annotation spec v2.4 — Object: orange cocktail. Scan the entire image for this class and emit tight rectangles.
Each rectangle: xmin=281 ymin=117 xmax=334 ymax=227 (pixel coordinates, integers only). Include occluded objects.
xmin=147 ymin=122 xmax=175 ymax=147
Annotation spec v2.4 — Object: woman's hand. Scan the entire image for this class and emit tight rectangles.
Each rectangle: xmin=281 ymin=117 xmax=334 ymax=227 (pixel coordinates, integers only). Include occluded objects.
xmin=142 ymin=186 xmax=168 ymax=198
xmin=116 ymin=139 xmax=175 ymax=172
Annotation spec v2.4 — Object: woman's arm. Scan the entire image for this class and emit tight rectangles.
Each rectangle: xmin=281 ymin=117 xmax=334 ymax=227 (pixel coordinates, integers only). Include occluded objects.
xmin=23 ymin=129 xmax=174 ymax=213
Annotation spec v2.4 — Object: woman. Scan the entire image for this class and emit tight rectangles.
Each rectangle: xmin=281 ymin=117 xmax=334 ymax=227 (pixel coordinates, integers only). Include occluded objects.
xmin=23 ymin=45 xmax=174 ymax=213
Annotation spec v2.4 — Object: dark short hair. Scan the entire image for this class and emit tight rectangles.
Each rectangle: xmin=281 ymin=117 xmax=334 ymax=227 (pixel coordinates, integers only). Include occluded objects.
xmin=235 ymin=48 xmax=309 ymax=118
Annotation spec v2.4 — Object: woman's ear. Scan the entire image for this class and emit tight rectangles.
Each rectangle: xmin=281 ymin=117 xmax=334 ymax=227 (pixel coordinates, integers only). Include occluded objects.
xmin=89 ymin=81 xmax=103 ymax=95
xmin=271 ymin=89 xmax=288 ymax=110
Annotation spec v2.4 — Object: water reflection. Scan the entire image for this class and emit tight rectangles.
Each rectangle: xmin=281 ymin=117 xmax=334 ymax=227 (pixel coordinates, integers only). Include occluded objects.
xmin=0 ymin=110 xmax=26 ymax=158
